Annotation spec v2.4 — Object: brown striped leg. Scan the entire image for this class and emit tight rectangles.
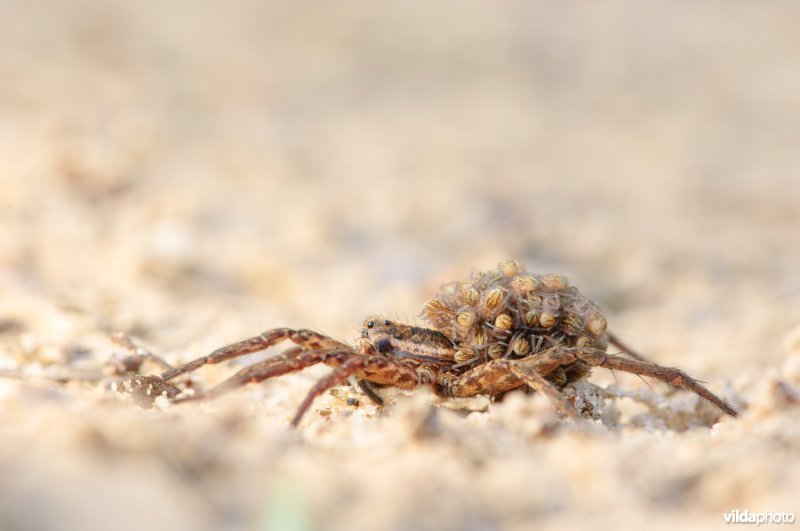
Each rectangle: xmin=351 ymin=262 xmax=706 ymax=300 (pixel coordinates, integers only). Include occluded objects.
xmin=291 ymin=356 xmax=419 ymax=427
xmin=174 ymin=347 xmax=344 ymax=402
xmin=110 ymin=332 xmax=174 ymax=373
xmin=357 ymin=380 xmax=385 ymax=406
xmin=353 ymin=338 xmax=385 ymax=404
xmin=572 ymin=348 xmax=738 ymax=417
xmin=505 ymin=361 xmax=581 ymax=420
xmin=161 ymin=328 xmax=350 ymax=381
xmin=447 ymin=357 xmax=579 ymax=419
xmin=290 ymin=358 xmax=369 ymax=426
xmin=173 ymin=347 xmax=420 ymax=426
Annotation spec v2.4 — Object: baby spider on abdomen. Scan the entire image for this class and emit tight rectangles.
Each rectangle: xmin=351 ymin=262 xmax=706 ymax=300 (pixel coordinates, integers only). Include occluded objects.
xmin=159 ymin=261 xmax=738 ymax=426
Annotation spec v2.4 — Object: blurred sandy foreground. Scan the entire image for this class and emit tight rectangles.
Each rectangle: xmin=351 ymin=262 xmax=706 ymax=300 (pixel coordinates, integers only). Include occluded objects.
xmin=1 ymin=1 xmax=800 ymax=530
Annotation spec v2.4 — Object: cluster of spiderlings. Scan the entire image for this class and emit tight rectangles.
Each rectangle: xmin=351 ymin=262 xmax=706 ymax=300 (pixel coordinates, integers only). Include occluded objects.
xmin=421 ymin=261 xmax=609 ymax=366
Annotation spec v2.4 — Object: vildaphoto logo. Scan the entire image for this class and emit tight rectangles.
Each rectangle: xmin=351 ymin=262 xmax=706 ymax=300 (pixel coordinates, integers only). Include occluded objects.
xmin=723 ymin=509 xmax=796 ymax=526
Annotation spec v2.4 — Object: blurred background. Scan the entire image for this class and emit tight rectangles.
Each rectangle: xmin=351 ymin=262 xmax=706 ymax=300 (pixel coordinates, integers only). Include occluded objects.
xmin=1 ymin=1 xmax=799 ymax=530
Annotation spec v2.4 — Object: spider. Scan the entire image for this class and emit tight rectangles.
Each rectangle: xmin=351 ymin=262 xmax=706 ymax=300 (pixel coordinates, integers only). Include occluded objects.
xmin=159 ymin=261 xmax=738 ymax=426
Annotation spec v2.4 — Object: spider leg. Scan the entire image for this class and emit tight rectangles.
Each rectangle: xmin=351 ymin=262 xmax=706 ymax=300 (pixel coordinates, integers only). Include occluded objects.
xmin=505 ymin=362 xmax=581 ymax=420
xmin=173 ymin=345 xmax=418 ymax=426
xmin=357 ymin=379 xmax=385 ymax=406
xmin=290 ymin=355 xmax=419 ymax=426
xmin=174 ymin=347 xmax=339 ymax=402
xmin=110 ymin=332 xmax=174 ymax=373
xmin=162 ymin=328 xmax=349 ymax=381
xmin=605 ymin=333 xmax=672 ymax=391
xmin=445 ymin=357 xmax=580 ymax=419
xmin=289 ymin=358 xmax=370 ymax=427
xmin=572 ymin=347 xmax=738 ymax=416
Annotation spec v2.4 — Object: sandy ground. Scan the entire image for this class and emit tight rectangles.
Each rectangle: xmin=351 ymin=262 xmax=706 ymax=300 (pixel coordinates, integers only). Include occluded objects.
xmin=2 ymin=1 xmax=800 ymax=530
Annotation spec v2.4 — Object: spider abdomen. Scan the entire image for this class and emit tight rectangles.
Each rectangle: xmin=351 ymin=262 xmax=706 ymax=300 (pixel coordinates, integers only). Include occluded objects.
xmin=421 ymin=261 xmax=609 ymax=368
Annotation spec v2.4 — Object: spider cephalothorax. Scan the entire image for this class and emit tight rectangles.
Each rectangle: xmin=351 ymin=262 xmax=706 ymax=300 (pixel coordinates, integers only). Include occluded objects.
xmin=159 ymin=261 xmax=737 ymax=426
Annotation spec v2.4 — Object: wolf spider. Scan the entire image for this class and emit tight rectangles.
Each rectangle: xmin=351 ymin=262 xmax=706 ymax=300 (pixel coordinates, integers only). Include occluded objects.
xmin=160 ymin=262 xmax=738 ymax=426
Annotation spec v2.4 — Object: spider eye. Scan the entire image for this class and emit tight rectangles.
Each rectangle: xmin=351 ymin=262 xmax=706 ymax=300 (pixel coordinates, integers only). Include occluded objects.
xmin=366 ymin=321 xmax=374 ymax=329
xmin=383 ymin=319 xmax=391 ymax=326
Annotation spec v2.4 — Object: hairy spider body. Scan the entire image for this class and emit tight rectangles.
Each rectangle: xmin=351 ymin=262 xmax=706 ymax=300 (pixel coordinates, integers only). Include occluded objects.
xmin=161 ymin=261 xmax=737 ymax=426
